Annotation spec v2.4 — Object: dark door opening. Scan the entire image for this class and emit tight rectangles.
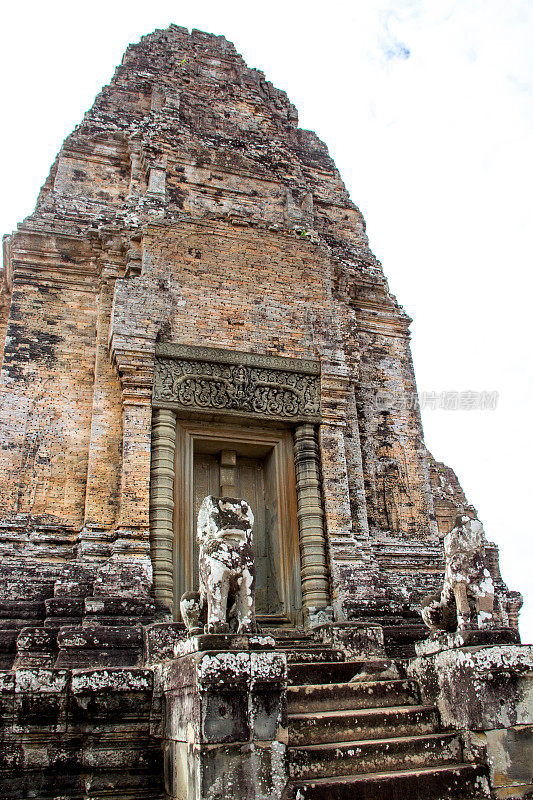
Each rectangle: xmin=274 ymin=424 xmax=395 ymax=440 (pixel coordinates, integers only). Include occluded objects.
xmin=192 ymin=448 xmax=284 ymax=617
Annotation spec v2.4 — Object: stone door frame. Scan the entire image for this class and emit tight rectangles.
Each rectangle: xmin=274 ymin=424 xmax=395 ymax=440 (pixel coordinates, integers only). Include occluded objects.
xmin=149 ymin=343 xmax=331 ymax=623
xmin=173 ymin=420 xmax=302 ymax=624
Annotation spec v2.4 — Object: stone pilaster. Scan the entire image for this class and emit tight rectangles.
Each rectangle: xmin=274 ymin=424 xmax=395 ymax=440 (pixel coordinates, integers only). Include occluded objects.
xmin=105 ymin=266 xmax=174 ymax=580
xmin=293 ymin=424 xmax=330 ymax=616
xmin=79 ymin=266 xmax=122 ymax=560
xmin=149 ymin=408 xmax=177 ymax=617
xmin=317 ymin=357 xmax=360 ymax=620
xmin=96 ymin=341 xmax=156 ymax=599
xmin=114 ymin=391 xmax=153 ymax=557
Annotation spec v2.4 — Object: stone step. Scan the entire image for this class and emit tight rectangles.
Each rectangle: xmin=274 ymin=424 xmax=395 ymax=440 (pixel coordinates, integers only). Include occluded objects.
xmin=83 ymin=596 xmax=157 ymax=627
xmin=55 ymin=625 xmax=143 ymax=668
xmin=15 ymin=772 xmax=165 ymax=800
xmin=287 ymin=679 xmax=419 ymax=714
xmin=44 ymin=597 xmax=85 ymax=624
xmin=274 ymin=639 xmax=315 ymax=649
xmin=289 ymin=731 xmax=462 ymax=780
xmin=285 ymin=648 xmax=344 ymax=664
xmin=382 ymin=624 xmax=429 ymax=659
xmin=266 ymin=627 xmax=307 ymax=637
xmin=289 ymin=659 xmax=395 ymax=686
xmin=290 ymin=763 xmax=490 ymax=800
xmin=289 ymin=704 xmax=439 ymax=745
xmin=0 ymin=600 xmax=46 ymax=624
xmin=14 ymin=626 xmax=58 ymax=668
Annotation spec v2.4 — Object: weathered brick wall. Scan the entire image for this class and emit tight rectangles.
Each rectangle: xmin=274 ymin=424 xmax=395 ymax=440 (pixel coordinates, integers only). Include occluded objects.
xmin=0 ymin=27 xmax=525 ymax=800
xmin=0 ymin=24 xmax=518 ymax=628
xmin=144 ymin=220 xmax=335 ymax=355
xmin=0 ymin=267 xmax=97 ymax=532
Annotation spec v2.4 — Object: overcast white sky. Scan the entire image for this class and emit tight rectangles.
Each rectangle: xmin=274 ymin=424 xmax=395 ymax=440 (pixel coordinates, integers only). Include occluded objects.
xmin=1 ymin=0 xmax=531 ymax=641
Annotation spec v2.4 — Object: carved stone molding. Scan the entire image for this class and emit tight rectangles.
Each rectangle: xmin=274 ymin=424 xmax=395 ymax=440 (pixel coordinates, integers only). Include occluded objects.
xmin=111 ymin=347 xmax=155 ymax=406
xmin=153 ymin=344 xmax=321 ymax=423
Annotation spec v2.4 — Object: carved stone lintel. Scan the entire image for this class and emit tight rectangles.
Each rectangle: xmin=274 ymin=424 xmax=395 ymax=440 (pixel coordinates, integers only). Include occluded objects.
xmin=153 ymin=345 xmax=321 ymax=422
xmin=155 ymin=343 xmax=320 ymax=375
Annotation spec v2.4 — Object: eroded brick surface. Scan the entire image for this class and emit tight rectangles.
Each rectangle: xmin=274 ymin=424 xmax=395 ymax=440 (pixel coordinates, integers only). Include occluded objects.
xmin=0 ymin=24 xmax=524 ymax=800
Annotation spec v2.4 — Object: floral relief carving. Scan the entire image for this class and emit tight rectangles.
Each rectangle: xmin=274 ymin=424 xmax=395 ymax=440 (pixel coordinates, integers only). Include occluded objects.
xmin=153 ymin=352 xmax=321 ymax=421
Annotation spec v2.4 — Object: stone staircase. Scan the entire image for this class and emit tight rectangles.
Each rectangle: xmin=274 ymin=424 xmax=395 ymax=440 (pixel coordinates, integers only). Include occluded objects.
xmin=271 ymin=630 xmax=491 ymax=800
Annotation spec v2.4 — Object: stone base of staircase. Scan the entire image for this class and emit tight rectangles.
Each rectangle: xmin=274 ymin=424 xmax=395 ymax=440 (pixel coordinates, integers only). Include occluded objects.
xmin=270 ymin=628 xmax=491 ymax=800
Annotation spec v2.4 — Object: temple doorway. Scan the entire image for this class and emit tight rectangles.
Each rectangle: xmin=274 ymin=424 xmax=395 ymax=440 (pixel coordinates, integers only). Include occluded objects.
xmin=173 ymin=422 xmax=303 ymax=625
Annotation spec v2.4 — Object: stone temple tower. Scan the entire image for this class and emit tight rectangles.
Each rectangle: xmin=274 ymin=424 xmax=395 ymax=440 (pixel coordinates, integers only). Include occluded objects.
xmin=0 ymin=25 xmax=531 ymax=800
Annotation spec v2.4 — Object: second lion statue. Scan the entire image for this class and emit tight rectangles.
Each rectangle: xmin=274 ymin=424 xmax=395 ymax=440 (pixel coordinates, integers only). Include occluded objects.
xmin=421 ymin=505 xmax=495 ymax=633
xmin=180 ymin=496 xmax=257 ymax=635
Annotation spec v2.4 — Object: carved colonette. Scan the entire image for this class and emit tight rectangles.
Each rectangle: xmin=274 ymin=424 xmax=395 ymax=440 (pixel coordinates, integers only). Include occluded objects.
xmin=293 ymin=424 xmax=329 ymax=613
xmin=149 ymin=344 xmax=329 ymax=619
xmin=149 ymin=408 xmax=177 ymax=614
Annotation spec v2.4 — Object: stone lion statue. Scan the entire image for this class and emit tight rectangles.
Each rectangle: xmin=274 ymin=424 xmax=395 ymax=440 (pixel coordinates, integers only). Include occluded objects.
xmin=422 ymin=507 xmax=495 ymax=633
xmin=180 ymin=496 xmax=256 ymax=635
